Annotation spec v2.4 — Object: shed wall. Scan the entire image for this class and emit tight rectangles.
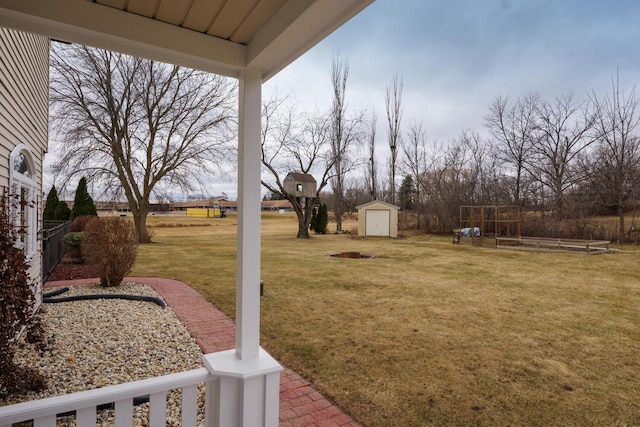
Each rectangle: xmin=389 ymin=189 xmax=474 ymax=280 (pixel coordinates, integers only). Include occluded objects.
xmin=357 ymin=201 xmax=398 ymax=238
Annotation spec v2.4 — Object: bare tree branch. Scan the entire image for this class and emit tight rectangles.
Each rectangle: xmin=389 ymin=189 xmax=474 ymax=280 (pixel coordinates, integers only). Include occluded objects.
xmin=49 ymin=43 xmax=236 ymax=242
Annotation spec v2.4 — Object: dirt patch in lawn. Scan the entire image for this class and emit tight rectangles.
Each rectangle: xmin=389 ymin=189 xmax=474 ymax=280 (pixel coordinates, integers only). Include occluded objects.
xmin=329 ymin=252 xmax=372 ymax=259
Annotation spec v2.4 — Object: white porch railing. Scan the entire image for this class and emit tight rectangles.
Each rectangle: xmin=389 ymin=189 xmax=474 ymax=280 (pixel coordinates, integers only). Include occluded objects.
xmin=0 ymin=348 xmax=283 ymax=427
xmin=0 ymin=368 xmax=210 ymax=427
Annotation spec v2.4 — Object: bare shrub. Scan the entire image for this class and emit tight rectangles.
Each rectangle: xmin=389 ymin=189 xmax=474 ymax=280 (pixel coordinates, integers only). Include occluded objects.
xmin=521 ymin=212 xmax=621 ymax=242
xmin=82 ymin=217 xmax=138 ymax=287
xmin=70 ymin=215 xmax=97 ymax=232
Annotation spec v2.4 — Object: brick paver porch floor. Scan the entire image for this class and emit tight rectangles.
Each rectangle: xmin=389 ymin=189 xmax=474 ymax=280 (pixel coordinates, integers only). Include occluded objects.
xmin=45 ymin=277 xmax=362 ymax=427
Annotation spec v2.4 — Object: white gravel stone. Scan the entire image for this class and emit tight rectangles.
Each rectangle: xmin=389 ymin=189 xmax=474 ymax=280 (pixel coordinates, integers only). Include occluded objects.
xmin=1 ymin=283 xmax=206 ymax=426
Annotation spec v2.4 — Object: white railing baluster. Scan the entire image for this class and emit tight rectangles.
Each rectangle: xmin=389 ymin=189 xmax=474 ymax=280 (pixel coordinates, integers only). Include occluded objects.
xmin=114 ymin=399 xmax=132 ymax=427
xmin=149 ymin=392 xmax=166 ymax=427
xmin=76 ymin=406 xmax=95 ymax=427
xmin=204 ymin=378 xmax=218 ymax=427
xmin=181 ymin=384 xmax=198 ymax=427
xmin=34 ymin=414 xmax=55 ymax=427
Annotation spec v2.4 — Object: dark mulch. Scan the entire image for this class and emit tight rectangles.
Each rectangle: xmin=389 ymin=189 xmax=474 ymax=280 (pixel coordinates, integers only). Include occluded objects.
xmin=46 ymin=255 xmax=101 ymax=282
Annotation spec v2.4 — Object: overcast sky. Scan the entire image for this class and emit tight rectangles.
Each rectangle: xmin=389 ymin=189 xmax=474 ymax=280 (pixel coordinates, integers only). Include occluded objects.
xmin=265 ymin=0 xmax=640 ymax=146
xmin=47 ymin=0 xmax=640 ymax=200
xmin=218 ymin=0 xmax=640 ymax=199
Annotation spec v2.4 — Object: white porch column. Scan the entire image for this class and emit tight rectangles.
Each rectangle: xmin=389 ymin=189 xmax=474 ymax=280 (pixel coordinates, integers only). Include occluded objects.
xmin=203 ymin=68 xmax=282 ymax=427
xmin=235 ymin=67 xmax=262 ymax=361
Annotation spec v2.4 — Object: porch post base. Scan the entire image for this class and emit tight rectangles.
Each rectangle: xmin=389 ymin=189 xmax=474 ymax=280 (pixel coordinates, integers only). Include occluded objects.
xmin=203 ymin=347 xmax=283 ymax=427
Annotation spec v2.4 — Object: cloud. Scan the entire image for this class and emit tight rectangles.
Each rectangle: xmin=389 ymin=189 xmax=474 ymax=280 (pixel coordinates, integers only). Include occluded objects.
xmin=268 ymin=0 xmax=640 ymax=147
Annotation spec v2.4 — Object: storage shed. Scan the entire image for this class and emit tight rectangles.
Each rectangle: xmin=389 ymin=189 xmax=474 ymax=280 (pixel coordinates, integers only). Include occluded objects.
xmin=356 ymin=200 xmax=400 ymax=238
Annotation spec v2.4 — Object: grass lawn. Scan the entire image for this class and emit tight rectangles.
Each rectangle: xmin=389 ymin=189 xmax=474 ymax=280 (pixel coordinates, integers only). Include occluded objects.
xmin=133 ymin=213 xmax=640 ymax=426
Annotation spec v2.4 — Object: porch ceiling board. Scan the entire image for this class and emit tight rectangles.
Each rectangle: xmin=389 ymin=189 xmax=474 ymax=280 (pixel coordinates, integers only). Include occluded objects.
xmin=0 ymin=0 xmax=245 ymax=77
xmin=181 ymin=0 xmax=226 ymax=33
xmin=0 ymin=0 xmax=373 ymax=81
xmin=247 ymin=0 xmax=373 ymax=80
xmin=124 ymin=0 xmax=159 ymax=18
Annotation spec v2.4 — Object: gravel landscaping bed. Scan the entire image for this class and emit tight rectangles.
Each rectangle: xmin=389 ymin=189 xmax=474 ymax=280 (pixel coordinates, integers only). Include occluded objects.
xmin=1 ymin=283 xmax=205 ymax=426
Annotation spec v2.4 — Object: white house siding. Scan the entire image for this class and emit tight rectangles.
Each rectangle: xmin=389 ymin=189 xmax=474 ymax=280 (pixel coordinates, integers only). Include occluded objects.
xmin=0 ymin=27 xmax=49 ymax=300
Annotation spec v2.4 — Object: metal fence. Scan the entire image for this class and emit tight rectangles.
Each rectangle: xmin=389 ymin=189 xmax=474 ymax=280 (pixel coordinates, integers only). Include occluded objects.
xmin=41 ymin=221 xmax=70 ymax=281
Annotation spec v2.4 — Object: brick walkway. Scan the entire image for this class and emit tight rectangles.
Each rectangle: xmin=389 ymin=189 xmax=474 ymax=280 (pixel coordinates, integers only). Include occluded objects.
xmin=45 ymin=277 xmax=362 ymax=427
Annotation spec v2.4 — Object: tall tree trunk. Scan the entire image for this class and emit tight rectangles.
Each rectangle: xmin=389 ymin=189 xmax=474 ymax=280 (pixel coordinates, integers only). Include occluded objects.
xmin=416 ymin=189 xmax=421 ymax=230
xmin=295 ymin=197 xmax=315 ymax=239
xmin=297 ymin=214 xmax=310 ymax=238
xmin=133 ymin=205 xmax=151 ymax=243
xmin=618 ymin=199 xmax=626 ymax=244
xmin=335 ymin=185 xmax=343 ymax=232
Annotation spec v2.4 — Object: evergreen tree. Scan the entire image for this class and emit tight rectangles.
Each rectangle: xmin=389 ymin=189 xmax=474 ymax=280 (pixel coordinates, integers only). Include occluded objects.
xmin=43 ymin=186 xmax=60 ymax=221
xmin=54 ymin=201 xmax=71 ymax=221
xmin=310 ymin=205 xmax=318 ymax=232
xmin=315 ymin=203 xmax=328 ymax=234
xmin=71 ymin=177 xmax=97 ymax=219
xmin=398 ymin=175 xmax=415 ymax=210
xmin=269 ymin=191 xmax=285 ymax=201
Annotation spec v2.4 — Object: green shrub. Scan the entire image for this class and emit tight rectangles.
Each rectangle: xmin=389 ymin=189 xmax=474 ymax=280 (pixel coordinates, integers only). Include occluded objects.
xmin=63 ymin=231 xmax=83 ymax=249
xmin=82 ymin=217 xmax=138 ymax=287
xmin=0 ymin=195 xmax=51 ymax=394
xmin=64 ymin=231 xmax=83 ymax=263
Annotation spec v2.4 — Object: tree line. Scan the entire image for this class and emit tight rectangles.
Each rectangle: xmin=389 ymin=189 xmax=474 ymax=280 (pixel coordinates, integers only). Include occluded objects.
xmin=49 ymin=43 xmax=639 ymax=243
xmin=263 ymin=60 xmax=640 ymax=243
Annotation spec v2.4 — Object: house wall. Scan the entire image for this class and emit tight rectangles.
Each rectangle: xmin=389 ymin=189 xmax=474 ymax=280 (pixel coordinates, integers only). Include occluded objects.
xmin=0 ymin=27 xmax=49 ymax=298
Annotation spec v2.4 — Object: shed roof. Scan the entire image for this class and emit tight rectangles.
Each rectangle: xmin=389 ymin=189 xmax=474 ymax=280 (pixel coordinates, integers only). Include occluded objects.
xmin=356 ymin=200 xmax=400 ymax=210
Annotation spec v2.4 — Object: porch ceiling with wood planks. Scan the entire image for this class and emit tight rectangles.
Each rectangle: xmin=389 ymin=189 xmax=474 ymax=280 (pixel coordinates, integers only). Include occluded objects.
xmin=0 ymin=0 xmax=373 ymax=80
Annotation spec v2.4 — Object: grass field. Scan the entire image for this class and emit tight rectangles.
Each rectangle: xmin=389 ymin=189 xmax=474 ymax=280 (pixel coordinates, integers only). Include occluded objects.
xmin=132 ymin=213 xmax=640 ymax=426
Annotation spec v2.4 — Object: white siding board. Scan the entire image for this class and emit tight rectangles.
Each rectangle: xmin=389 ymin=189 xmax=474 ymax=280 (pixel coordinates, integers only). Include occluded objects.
xmin=0 ymin=27 xmax=49 ymax=295
xmin=0 ymin=31 xmax=48 ymax=153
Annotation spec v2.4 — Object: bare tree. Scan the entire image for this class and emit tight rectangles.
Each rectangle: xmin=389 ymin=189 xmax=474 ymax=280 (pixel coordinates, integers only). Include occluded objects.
xmin=530 ymin=94 xmax=597 ymax=218
xmin=484 ymin=92 xmax=540 ymax=204
xmin=589 ymin=73 xmax=640 ymax=242
xmin=458 ymin=130 xmax=507 ymax=205
xmin=343 ymin=176 xmax=370 ymax=219
xmin=261 ymin=96 xmax=333 ymax=238
xmin=49 ymin=43 xmax=235 ymax=242
xmin=420 ymin=138 xmax=471 ymax=233
xmin=364 ymin=112 xmax=378 ymax=201
xmin=329 ymin=55 xmax=363 ymax=232
xmin=401 ymin=121 xmax=429 ymax=229
xmin=386 ymin=73 xmax=403 ymax=205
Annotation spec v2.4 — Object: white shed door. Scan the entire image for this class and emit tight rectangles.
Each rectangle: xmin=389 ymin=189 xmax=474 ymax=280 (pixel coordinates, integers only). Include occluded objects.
xmin=366 ymin=209 xmax=390 ymax=236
